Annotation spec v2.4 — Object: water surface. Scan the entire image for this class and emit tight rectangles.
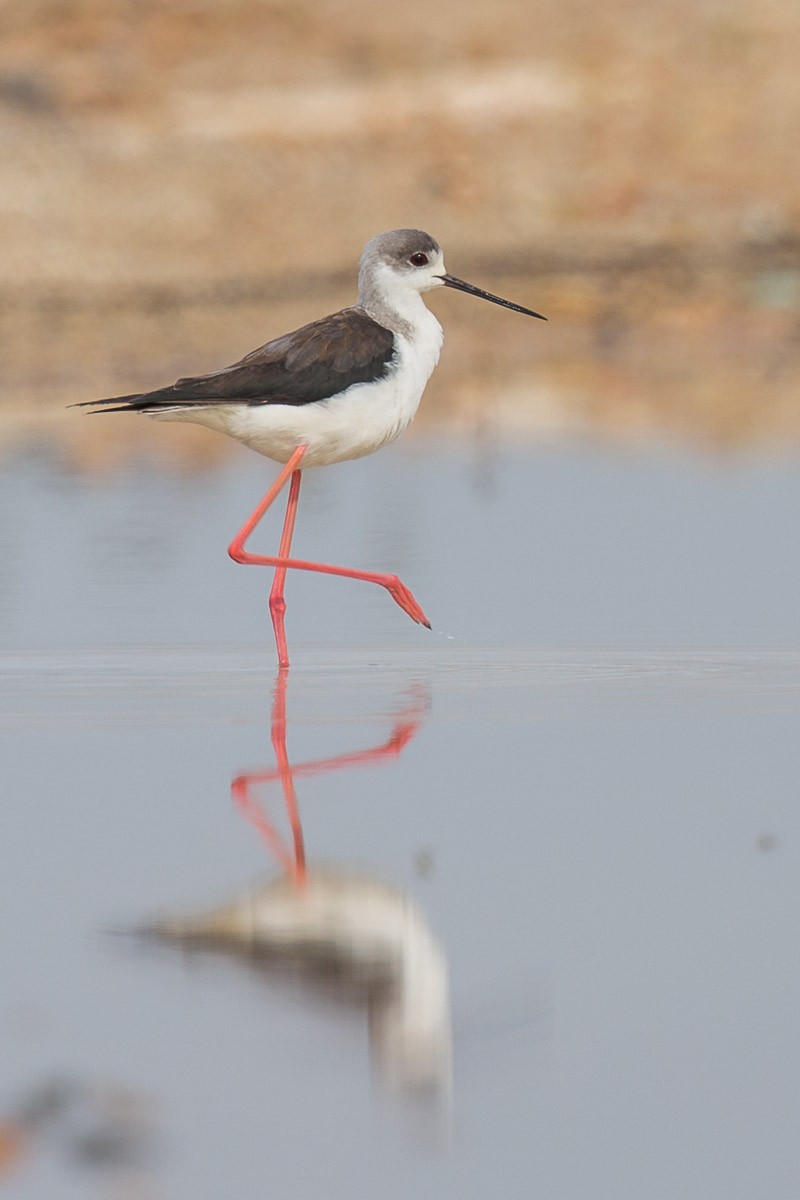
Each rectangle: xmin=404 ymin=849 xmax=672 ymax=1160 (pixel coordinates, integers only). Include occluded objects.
xmin=1 ymin=440 xmax=799 ymax=1198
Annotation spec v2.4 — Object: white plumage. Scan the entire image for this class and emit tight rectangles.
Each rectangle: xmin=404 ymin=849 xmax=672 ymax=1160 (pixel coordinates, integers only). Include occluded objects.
xmin=152 ymin=316 xmax=444 ymax=468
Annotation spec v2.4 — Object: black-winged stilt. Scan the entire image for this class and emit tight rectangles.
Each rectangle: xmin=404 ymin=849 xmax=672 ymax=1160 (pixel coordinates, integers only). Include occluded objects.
xmin=79 ymin=229 xmax=545 ymax=666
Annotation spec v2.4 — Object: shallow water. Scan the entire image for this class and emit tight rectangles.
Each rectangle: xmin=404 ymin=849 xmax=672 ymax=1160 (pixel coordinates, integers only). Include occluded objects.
xmin=2 ymin=439 xmax=800 ymax=1198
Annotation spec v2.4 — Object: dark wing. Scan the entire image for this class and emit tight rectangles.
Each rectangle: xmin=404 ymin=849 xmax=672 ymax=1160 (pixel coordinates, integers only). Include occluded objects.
xmin=77 ymin=308 xmax=396 ymax=413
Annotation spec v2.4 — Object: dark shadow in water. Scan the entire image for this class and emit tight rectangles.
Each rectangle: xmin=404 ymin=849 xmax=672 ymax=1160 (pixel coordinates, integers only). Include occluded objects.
xmin=146 ymin=669 xmax=452 ymax=1102
xmin=0 ymin=1075 xmax=160 ymax=1189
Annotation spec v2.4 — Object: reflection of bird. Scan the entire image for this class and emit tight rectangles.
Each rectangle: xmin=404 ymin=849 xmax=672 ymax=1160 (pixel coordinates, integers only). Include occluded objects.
xmin=152 ymin=868 xmax=452 ymax=1095
xmin=148 ymin=671 xmax=448 ymax=1094
xmin=78 ymin=229 xmax=545 ymax=667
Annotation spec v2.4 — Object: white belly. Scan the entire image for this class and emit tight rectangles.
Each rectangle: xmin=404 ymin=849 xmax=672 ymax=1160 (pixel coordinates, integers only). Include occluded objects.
xmin=148 ymin=320 xmax=443 ymax=468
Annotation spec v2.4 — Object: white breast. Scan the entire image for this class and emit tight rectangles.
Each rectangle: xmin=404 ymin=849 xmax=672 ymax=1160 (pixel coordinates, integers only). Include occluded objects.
xmin=149 ymin=309 xmax=443 ymax=468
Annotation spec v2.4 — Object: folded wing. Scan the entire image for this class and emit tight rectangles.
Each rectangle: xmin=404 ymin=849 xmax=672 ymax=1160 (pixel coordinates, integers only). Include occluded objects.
xmin=79 ymin=308 xmax=397 ymax=413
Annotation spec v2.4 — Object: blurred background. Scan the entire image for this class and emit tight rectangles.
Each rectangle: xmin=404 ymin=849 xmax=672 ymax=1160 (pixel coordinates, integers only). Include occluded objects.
xmin=2 ymin=0 xmax=799 ymax=462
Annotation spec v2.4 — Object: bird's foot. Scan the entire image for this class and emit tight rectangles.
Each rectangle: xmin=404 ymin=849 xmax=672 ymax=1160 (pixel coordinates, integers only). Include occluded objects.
xmin=382 ymin=575 xmax=431 ymax=628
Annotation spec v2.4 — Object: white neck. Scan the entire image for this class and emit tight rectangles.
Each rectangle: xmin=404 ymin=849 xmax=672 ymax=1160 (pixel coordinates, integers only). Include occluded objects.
xmin=358 ymin=262 xmax=440 ymax=340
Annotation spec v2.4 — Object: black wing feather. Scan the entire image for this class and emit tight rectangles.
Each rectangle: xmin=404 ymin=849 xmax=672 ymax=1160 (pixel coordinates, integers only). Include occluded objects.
xmin=78 ymin=308 xmax=396 ymax=413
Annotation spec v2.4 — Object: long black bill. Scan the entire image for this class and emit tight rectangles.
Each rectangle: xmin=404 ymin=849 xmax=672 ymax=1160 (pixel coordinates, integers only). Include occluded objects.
xmin=438 ymin=274 xmax=547 ymax=320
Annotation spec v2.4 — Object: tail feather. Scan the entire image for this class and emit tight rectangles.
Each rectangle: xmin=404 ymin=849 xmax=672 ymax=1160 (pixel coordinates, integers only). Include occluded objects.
xmin=72 ymin=388 xmax=206 ymax=414
xmin=73 ymin=394 xmax=148 ymax=413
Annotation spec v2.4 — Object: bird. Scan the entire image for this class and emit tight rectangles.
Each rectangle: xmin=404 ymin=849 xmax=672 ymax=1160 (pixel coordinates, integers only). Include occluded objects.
xmin=78 ymin=229 xmax=545 ymax=667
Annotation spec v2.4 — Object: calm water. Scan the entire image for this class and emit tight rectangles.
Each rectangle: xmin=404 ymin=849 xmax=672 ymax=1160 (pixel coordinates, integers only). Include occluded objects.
xmin=2 ymin=438 xmax=799 ymax=1199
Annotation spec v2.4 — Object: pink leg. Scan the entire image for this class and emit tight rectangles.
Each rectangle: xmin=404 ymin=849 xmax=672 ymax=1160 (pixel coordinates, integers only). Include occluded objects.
xmin=228 ymin=447 xmax=431 ymax=665
xmin=269 ymin=668 xmax=307 ymax=884
xmin=269 ymin=471 xmax=302 ymax=669
xmin=227 ymin=446 xmax=307 ymax=668
xmin=232 ymin=669 xmax=306 ymax=885
xmin=232 ymin=676 xmax=428 ymax=886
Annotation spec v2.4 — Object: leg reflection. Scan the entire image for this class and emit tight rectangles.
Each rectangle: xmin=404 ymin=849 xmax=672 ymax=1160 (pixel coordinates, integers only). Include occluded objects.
xmin=231 ymin=668 xmax=427 ymax=886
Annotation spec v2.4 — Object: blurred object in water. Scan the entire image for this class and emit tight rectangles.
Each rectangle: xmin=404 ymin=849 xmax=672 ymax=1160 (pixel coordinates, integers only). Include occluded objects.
xmin=0 ymin=1075 xmax=160 ymax=1186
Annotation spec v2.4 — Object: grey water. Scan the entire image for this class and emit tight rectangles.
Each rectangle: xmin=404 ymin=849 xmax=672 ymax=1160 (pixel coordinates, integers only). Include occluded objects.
xmin=2 ymin=437 xmax=800 ymax=1199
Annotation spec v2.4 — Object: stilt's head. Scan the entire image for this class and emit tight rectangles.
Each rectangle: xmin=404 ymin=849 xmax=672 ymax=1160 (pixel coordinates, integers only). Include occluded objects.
xmin=358 ymin=229 xmax=546 ymax=321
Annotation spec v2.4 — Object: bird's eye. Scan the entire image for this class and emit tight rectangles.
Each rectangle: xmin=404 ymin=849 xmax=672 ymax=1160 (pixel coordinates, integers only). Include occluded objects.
xmin=409 ymin=252 xmax=429 ymax=267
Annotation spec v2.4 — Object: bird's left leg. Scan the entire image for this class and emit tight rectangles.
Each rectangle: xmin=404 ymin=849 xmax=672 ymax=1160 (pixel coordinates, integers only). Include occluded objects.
xmin=228 ymin=444 xmax=308 ymax=668
xmin=267 ymin=469 xmax=303 ymax=669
